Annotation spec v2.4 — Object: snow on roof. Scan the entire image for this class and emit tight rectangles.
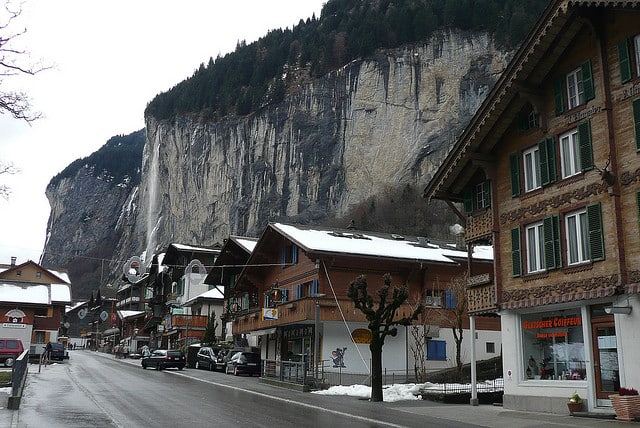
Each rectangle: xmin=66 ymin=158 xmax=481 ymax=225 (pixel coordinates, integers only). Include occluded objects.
xmin=273 ymin=223 xmax=461 ymax=264
xmin=171 ymin=243 xmax=219 ymax=253
xmin=182 ymin=286 xmax=225 ymax=306
xmin=66 ymin=301 xmax=87 ymax=313
xmin=117 ymin=310 xmax=144 ymax=320
xmin=234 ymin=237 xmax=257 ymax=253
xmin=48 ymin=269 xmax=71 ymax=284
xmin=0 ymin=283 xmax=51 ymax=304
xmin=51 ymin=283 xmax=72 ymax=303
xmin=439 ymin=243 xmax=494 ymax=261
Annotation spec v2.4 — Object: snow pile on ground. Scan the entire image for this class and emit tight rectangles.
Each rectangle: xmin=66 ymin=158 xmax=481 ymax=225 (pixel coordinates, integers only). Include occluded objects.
xmin=312 ymin=379 xmax=504 ymax=402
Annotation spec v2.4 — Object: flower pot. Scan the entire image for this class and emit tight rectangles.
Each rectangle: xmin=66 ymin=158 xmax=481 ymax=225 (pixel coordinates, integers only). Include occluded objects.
xmin=609 ymin=394 xmax=640 ymax=421
xmin=567 ymin=401 xmax=583 ymax=415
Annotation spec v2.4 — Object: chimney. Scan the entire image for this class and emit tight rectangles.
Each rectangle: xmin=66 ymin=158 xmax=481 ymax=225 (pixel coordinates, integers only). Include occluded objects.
xmin=10 ymin=256 xmax=16 ymax=267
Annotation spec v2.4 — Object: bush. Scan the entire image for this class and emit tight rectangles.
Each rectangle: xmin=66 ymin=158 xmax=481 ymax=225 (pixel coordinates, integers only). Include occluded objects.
xmin=619 ymin=387 xmax=639 ymax=396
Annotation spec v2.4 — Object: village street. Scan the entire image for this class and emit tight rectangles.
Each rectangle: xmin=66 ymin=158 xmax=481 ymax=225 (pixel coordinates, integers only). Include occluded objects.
xmin=1 ymin=350 xmax=626 ymax=428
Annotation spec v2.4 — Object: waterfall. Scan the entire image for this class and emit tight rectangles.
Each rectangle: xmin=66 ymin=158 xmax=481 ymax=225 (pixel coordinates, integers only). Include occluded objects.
xmin=144 ymin=133 xmax=162 ymax=264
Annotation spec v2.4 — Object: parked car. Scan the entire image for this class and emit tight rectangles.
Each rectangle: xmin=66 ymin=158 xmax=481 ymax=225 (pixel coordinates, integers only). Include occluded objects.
xmin=141 ymin=349 xmax=186 ymax=370
xmin=0 ymin=338 xmax=24 ymax=367
xmin=48 ymin=342 xmax=69 ymax=361
xmin=225 ymin=351 xmax=261 ymax=376
xmin=196 ymin=346 xmax=219 ymax=371
xmin=216 ymin=346 xmax=258 ymax=371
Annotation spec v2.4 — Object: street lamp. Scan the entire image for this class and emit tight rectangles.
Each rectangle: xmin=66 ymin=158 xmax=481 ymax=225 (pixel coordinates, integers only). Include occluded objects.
xmin=313 ymin=294 xmax=326 ymax=384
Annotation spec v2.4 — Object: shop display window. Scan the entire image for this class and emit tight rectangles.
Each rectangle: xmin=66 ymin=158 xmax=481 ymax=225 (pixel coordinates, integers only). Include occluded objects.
xmin=521 ymin=310 xmax=586 ymax=381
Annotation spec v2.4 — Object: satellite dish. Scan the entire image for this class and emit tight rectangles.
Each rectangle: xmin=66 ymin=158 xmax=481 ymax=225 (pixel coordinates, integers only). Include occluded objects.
xmin=100 ymin=311 xmax=109 ymax=322
xmin=78 ymin=308 xmax=87 ymax=319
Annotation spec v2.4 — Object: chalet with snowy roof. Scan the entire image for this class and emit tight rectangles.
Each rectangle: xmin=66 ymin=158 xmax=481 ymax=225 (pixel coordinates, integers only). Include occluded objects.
xmin=0 ymin=258 xmax=72 ymax=353
xmin=423 ymin=0 xmax=640 ymax=415
xmin=230 ymin=223 xmax=499 ymax=384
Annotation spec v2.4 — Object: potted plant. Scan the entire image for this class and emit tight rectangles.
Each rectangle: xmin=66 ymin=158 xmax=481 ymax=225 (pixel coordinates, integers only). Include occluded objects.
xmin=567 ymin=392 xmax=583 ymax=415
xmin=610 ymin=387 xmax=640 ymax=421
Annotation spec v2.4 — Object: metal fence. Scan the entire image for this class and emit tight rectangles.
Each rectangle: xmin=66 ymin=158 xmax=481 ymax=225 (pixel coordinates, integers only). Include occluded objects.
xmin=8 ymin=350 xmax=29 ymax=409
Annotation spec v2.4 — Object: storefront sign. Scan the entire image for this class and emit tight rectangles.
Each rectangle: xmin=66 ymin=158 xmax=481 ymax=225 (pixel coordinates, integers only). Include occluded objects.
xmin=523 ymin=316 xmax=582 ymax=329
xmin=282 ymin=325 xmax=313 ymax=340
xmin=351 ymin=328 xmax=371 ymax=344
xmin=262 ymin=308 xmax=278 ymax=321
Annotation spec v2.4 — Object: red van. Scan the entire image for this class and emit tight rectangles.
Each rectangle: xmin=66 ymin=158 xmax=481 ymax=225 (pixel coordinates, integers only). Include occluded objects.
xmin=0 ymin=338 xmax=25 ymax=367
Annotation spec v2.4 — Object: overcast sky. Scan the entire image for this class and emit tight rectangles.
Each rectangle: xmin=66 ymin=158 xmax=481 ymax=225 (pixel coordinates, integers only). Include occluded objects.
xmin=0 ymin=0 xmax=326 ymax=266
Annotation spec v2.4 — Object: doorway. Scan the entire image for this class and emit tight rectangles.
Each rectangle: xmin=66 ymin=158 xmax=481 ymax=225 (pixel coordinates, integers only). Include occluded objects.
xmin=591 ymin=318 xmax=619 ymax=401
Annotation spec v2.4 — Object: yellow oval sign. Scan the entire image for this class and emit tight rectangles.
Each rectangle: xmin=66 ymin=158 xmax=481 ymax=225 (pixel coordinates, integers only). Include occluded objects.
xmin=351 ymin=328 xmax=371 ymax=344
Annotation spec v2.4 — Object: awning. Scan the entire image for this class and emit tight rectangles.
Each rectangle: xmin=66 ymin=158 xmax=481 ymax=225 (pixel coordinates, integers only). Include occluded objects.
xmin=250 ymin=327 xmax=276 ymax=335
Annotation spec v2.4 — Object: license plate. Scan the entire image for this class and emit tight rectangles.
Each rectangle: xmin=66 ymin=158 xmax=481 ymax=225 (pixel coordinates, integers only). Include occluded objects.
xmin=248 ymin=363 xmax=256 ymax=366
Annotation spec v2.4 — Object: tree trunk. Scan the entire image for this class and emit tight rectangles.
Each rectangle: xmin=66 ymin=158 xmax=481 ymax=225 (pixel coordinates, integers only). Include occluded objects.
xmin=370 ymin=335 xmax=384 ymax=402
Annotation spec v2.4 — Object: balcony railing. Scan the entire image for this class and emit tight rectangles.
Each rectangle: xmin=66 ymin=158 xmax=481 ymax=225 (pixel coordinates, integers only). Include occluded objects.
xmin=166 ymin=314 xmax=208 ymax=329
xmin=467 ymin=273 xmax=497 ymax=314
xmin=466 ymin=209 xmax=493 ymax=243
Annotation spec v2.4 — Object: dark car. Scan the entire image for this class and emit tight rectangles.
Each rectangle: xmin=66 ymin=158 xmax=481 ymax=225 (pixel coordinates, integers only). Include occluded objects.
xmin=0 ymin=338 xmax=24 ymax=367
xmin=225 ymin=351 xmax=261 ymax=376
xmin=141 ymin=349 xmax=186 ymax=370
xmin=49 ymin=342 xmax=69 ymax=361
xmin=196 ymin=346 xmax=218 ymax=371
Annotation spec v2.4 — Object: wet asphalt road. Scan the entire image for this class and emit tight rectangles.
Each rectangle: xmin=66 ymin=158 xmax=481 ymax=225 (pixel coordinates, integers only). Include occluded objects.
xmin=4 ymin=350 xmax=627 ymax=428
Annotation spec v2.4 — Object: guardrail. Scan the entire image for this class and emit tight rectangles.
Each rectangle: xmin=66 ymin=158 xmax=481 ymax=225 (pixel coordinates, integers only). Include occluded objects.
xmin=8 ymin=349 xmax=29 ymax=409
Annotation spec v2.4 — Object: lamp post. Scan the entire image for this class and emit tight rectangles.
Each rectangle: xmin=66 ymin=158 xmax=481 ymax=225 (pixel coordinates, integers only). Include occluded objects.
xmin=313 ymin=294 xmax=326 ymax=384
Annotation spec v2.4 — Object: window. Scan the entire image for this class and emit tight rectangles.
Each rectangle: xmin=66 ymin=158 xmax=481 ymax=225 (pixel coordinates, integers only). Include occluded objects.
xmin=296 ymin=279 xmax=318 ymax=299
xmin=463 ymin=181 xmax=491 ymax=213
xmin=486 ymin=342 xmax=496 ymax=354
xmin=565 ymin=203 xmax=604 ymax=265
xmin=427 ymin=340 xmax=446 ymax=361
xmin=526 ymin=221 xmax=545 ymax=273
xmin=444 ymin=290 xmax=456 ymax=309
xmin=424 ymin=291 xmax=442 ymax=307
xmin=521 ymin=310 xmax=586 ymax=381
xmin=523 ymin=146 xmax=541 ymax=192
xmin=618 ymin=34 xmax=640 ymax=83
xmin=281 ymin=244 xmax=298 ymax=267
xmin=34 ymin=331 xmax=46 ymax=344
xmin=554 ymin=60 xmax=594 ymax=115
xmin=559 ymin=121 xmax=593 ymax=179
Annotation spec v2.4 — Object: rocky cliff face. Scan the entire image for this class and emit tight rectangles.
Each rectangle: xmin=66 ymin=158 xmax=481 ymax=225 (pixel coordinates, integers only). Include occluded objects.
xmin=44 ymin=30 xmax=511 ymax=296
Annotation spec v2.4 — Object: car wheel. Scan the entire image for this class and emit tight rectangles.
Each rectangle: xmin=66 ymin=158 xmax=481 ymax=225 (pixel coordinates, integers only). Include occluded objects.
xmin=4 ymin=357 xmax=14 ymax=368
xmin=158 ymin=364 xmax=163 ymax=371
xmin=179 ymin=366 xmax=184 ymax=371
xmin=142 ymin=363 xmax=147 ymax=369
xmin=208 ymin=362 xmax=214 ymax=371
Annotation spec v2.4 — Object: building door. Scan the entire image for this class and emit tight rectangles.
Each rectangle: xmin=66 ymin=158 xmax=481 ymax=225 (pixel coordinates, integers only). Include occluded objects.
xmin=591 ymin=320 xmax=619 ymax=401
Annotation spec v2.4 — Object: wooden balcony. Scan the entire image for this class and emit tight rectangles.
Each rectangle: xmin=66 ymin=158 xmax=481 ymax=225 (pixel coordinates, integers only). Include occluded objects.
xmin=466 ymin=209 xmax=493 ymax=243
xmin=466 ymin=273 xmax=498 ymax=314
xmin=167 ymin=314 xmax=208 ymax=329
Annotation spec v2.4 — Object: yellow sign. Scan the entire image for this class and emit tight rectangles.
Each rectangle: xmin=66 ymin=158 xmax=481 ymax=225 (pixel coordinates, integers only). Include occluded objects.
xmin=351 ymin=328 xmax=372 ymax=344
xmin=262 ymin=308 xmax=278 ymax=320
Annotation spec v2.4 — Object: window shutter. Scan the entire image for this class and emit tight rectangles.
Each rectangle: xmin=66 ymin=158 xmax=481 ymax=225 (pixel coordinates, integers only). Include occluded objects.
xmin=539 ymin=140 xmax=550 ymax=186
xmin=264 ymin=293 xmax=270 ymax=308
xmin=578 ymin=120 xmax=594 ymax=171
xmin=427 ymin=340 xmax=446 ymax=361
xmin=546 ymin=138 xmax=557 ymax=183
xmin=633 ymin=98 xmax=640 ymax=151
xmin=543 ymin=215 xmax=561 ymax=270
xmin=483 ymin=181 xmax=491 ymax=208
xmin=553 ymin=77 xmax=565 ymax=115
xmin=637 ymin=191 xmax=640 ymax=237
xmin=463 ymin=187 xmax=473 ymax=213
xmin=509 ymin=152 xmax=521 ymax=197
xmin=296 ymin=284 xmax=302 ymax=299
xmin=618 ymin=39 xmax=632 ymax=84
xmin=587 ymin=203 xmax=605 ymax=261
xmin=281 ymin=247 xmax=287 ymax=267
xmin=311 ymin=279 xmax=318 ymax=295
xmin=281 ymin=289 xmax=288 ymax=302
xmin=291 ymin=245 xmax=298 ymax=264
xmin=511 ymin=227 xmax=522 ymax=277
xmin=581 ymin=60 xmax=595 ymax=101
xmin=445 ymin=290 xmax=457 ymax=309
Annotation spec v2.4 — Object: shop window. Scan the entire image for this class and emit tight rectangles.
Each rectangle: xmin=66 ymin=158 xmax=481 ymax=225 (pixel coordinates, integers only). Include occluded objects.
xmin=463 ymin=181 xmax=491 ymax=213
xmin=521 ymin=310 xmax=586 ymax=381
xmin=427 ymin=340 xmax=446 ymax=361
xmin=486 ymin=342 xmax=495 ymax=354
xmin=554 ymin=60 xmax=594 ymax=115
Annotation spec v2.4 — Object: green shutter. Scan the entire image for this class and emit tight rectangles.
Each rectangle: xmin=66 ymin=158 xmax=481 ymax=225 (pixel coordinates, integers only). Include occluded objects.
xmin=619 ymin=39 xmax=632 ymax=84
xmin=511 ymin=227 xmax=522 ymax=277
xmin=509 ymin=152 xmax=521 ymax=197
xmin=463 ymin=187 xmax=473 ymax=213
xmin=553 ymin=77 xmax=565 ymax=115
xmin=483 ymin=181 xmax=491 ymax=208
xmin=539 ymin=138 xmax=557 ymax=186
xmin=543 ymin=215 xmax=561 ymax=270
xmin=581 ymin=60 xmax=595 ymax=101
xmin=633 ymin=98 xmax=640 ymax=151
xmin=578 ymin=120 xmax=594 ymax=171
xmin=546 ymin=138 xmax=557 ymax=183
xmin=587 ymin=203 xmax=605 ymax=262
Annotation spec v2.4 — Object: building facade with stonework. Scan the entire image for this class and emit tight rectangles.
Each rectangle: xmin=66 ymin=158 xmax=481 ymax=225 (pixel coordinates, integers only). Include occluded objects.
xmin=424 ymin=0 xmax=640 ymax=416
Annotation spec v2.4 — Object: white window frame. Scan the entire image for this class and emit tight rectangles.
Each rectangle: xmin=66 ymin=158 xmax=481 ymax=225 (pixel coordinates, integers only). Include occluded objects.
xmin=634 ymin=35 xmax=640 ymax=77
xmin=560 ymin=128 xmax=580 ymax=179
xmin=523 ymin=146 xmax=541 ymax=192
xmin=566 ymin=67 xmax=585 ymax=109
xmin=525 ymin=221 xmax=545 ymax=273
xmin=565 ymin=208 xmax=589 ymax=265
xmin=475 ymin=182 xmax=488 ymax=209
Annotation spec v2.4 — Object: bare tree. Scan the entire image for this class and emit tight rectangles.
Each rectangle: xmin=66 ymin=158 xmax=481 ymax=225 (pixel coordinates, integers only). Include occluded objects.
xmin=348 ymin=273 xmax=423 ymax=402
xmin=0 ymin=161 xmax=18 ymax=199
xmin=1 ymin=1 xmax=49 ymax=122
xmin=407 ymin=298 xmax=431 ymax=383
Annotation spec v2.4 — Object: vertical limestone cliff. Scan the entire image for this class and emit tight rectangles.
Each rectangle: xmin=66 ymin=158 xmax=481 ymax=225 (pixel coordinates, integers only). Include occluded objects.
xmin=44 ymin=30 xmax=511 ymax=295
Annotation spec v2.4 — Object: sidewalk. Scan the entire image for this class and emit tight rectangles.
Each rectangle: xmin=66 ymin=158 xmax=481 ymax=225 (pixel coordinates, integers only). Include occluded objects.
xmin=1 ymin=352 xmax=636 ymax=428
